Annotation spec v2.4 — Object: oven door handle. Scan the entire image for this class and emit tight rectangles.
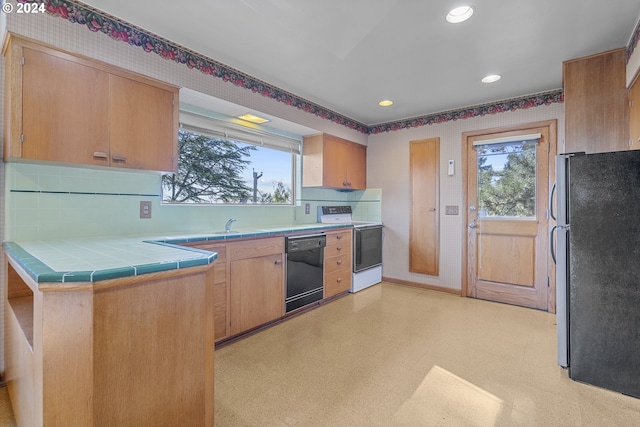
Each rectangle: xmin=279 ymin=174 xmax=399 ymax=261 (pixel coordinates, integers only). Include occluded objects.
xmin=354 ymin=228 xmax=362 ymax=266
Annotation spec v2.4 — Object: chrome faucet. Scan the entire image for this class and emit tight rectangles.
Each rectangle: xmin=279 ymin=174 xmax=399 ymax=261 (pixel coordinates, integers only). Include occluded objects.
xmin=225 ymin=218 xmax=237 ymax=233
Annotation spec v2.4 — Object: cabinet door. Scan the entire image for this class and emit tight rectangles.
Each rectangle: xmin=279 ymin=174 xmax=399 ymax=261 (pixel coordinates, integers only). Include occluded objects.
xmin=230 ymin=254 xmax=283 ymax=335
xmin=563 ymin=49 xmax=629 ymax=154
xmin=346 ymin=142 xmax=367 ymax=190
xmin=109 ymin=74 xmax=177 ymax=171
xmin=22 ymin=47 xmax=110 ymax=164
xmin=212 ymin=261 xmax=228 ymax=341
xmin=322 ymin=136 xmax=349 ymax=188
xmin=629 ymin=79 xmax=640 ymax=150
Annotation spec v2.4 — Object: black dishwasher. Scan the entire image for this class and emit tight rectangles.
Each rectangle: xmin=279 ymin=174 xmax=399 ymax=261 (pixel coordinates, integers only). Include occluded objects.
xmin=285 ymin=234 xmax=326 ymax=313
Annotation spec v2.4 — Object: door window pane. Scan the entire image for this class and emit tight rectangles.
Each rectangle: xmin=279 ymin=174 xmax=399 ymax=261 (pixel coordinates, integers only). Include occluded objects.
xmin=476 ymin=141 xmax=536 ymax=218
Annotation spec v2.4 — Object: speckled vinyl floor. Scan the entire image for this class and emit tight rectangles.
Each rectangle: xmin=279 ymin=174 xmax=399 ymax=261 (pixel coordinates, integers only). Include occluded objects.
xmin=0 ymin=387 xmax=15 ymax=427
xmin=214 ymin=282 xmax=640 ymax=427
xmin=2 ymin=282 xmax=640 ymax=426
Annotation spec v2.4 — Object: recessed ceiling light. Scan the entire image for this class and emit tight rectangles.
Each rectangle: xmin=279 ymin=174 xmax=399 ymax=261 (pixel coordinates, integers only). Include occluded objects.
xmin=237 ymin=113 xmax=270 ymax=124
xmin=446 ymin=6 xmax=474 ymax=23
xmin=481 ymin=74 xmax=502 ymax=83
xmin=378 ymin=100 xmax=393 ymax=107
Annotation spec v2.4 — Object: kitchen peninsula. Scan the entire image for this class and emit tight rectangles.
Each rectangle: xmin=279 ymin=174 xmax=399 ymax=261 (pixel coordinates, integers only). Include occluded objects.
xmin=4 ymin=237 xmax=218 ymax=427
xmin=3 ymin=223 xmax=351 ymax=427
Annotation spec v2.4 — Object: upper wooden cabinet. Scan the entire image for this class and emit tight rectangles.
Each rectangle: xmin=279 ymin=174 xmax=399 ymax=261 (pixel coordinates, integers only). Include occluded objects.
xmin=628 ymin=75 xmax=640 ymax=150
xmin=3 ymin=34 xmax=179 ymax=172
xmin=563 ymin=48 xmax=629 ymax=154
xmin=302 ymin=133 xmax=367 ymax=190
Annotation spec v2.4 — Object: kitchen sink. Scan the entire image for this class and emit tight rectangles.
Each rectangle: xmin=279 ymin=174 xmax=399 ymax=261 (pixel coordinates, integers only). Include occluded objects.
xmin=213 ymin=231 xmax=240 ymax=234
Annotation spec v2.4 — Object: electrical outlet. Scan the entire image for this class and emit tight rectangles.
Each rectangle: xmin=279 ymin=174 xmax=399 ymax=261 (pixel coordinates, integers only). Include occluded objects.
xmin=140 ymin=201 xmax=152 ymax=219
xmin=305 ymin=203 xmax=310 ymax=214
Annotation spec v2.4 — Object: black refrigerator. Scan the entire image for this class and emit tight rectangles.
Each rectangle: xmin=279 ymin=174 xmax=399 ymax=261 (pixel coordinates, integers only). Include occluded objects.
xmin=553 ymin=149 xmax=640 ymax=398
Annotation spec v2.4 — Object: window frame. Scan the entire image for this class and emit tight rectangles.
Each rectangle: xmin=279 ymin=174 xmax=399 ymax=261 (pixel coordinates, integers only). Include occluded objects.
xmin=161 ymin=106 xmax=302 ymax=205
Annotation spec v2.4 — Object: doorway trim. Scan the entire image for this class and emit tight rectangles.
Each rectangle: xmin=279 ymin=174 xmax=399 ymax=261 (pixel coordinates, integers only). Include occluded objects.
xmin=461 ymin=120 xmax=557 ymax=312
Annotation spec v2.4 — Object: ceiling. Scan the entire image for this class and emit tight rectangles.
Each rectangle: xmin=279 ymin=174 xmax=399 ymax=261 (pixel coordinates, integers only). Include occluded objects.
xmin=80 ymin=0 xmax=640 ymax=126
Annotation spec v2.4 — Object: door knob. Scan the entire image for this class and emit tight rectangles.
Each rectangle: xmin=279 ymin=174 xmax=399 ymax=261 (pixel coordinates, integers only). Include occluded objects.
xmin=469 ymin=206 xmax=477 ymax=211
xmin=468 ymin=222 xmax=477 ymax=229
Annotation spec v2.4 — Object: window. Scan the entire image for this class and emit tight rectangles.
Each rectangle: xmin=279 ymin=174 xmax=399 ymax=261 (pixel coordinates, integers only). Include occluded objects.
xmin=475 ymin=137 xmax=538 ymax=218
xmin=162 ymin=110 xmax=300 ymax=204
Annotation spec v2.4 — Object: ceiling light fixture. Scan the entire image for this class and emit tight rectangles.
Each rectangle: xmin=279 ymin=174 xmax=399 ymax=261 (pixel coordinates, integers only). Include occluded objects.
xmin=446 ymin=6 xmax=474 ymax=24
xmin=481 ymin=74 xmax=502 ymax=83
xmin=378 ymin=100 xmax=393 ymax=107
xmin=237 ymin=113 xmax=270 ymax=124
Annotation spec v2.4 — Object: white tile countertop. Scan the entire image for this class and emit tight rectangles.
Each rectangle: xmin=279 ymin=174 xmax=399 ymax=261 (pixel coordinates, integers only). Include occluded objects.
xmin=3 ymin=223 xmax=352 ymax=283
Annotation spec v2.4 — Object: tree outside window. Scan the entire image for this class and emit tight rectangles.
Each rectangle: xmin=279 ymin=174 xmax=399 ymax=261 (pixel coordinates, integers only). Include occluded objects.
xmin=162 ymin=130 xmax=293 ymax=204
xmin=477 ymin=141 xmax=536 ymax=218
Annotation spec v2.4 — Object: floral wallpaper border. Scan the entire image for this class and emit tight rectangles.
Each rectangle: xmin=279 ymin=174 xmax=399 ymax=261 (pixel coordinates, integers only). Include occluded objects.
xmin=29 ymin=0 xmax=567 ymax=134
xmin=627 ymin=16 xmax=640 ymax=63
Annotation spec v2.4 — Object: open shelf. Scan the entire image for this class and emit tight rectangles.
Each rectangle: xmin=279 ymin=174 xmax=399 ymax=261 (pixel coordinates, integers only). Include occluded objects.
xmin=7 ymin=263 xmax=34 ymax=349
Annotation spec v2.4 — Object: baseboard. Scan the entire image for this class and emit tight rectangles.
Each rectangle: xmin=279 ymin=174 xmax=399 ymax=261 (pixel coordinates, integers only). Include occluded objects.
xmin=382 ymin=276 xmax=462 ymax=296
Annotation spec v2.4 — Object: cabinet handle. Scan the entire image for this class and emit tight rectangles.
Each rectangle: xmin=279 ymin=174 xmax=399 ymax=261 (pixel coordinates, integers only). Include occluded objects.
xmin=336 ymin=260 xmax=342 ymax=265
xmin=336 ymin=278 xmax=342 ymax=283
xmin=336 ymin=235 xmax=342 ymax=240
xmin=336 ymin=246 xmax=342 ymax=251
xmin=274 ymin=259 xmax=282 ymax=265
xmin=111 ymin=154 xmax=127 ymax=162
xmin=93 ymin=151 xmax=108 ymax=159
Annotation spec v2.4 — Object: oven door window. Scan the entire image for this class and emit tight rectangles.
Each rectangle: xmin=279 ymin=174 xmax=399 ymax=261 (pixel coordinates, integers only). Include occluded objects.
xmin=354 ymin=227 xmax=382 ymax=272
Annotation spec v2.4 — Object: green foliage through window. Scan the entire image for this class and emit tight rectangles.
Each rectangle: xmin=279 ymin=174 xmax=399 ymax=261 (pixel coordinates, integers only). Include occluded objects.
xmin=477 ymin=141 xmax=536 ymax=218
xmin=162 ymin=130 xmax=294 ymax=204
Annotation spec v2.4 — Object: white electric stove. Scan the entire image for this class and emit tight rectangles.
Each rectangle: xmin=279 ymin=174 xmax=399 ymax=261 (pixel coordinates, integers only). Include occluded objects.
xmin=318 ymin=206 xmax=383 ymax=292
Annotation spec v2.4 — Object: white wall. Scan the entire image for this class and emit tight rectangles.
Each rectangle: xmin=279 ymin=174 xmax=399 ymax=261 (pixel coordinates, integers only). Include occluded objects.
xmin=367 ymin=103 xmax=565 ymax=291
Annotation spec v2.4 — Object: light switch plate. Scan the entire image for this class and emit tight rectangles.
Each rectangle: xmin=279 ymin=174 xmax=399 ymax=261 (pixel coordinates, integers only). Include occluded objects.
xmin=140 ymin=201 xmax=152 ymax=219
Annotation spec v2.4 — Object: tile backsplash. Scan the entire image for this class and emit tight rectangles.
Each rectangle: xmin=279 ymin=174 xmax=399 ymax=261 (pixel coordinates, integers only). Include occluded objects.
xmin=295 ymin=187 xmax=382 ymax=224
xmin=5 ymin=163 xmax=381 ymax=241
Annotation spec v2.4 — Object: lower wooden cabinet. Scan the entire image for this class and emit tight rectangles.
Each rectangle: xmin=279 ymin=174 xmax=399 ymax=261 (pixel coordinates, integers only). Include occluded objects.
xmin=184 ymin=238 xmax=286 ymax=341
xmin=183 ymin=242 xmax=229 ymax=342
xmin=5 ymin=255 xmax=215 ymax=427
xmin=229 ymin=253 xmax=284 ymax=334
xmin=324 ymin=229 xmax=352 ymax=297
xmin=185 ymin=231 xmax=355 ymax=342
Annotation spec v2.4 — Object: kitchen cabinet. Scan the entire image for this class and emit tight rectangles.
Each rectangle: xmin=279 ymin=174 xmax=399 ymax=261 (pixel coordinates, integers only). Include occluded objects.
xmin=324 ymin=229 xmax=352 ymax=297
xmin=302 ymin=133 xmax=367 ymax=190
xmin=3 ymin=33 xmax=178 ymax=172
xmin=563 ymin=48 xmax=629 ymax=154
xmin=628 ymin=75 xmax=640 ymax=150
xmin=228 ymin=237 xmax=284 ymax=335
xmin=184 ymin=242 xmax=229 ymax=342
xmin=410 ymin=138 xmax=439 ymax=276
xmin=4 ymin=253 xmax=215 ymax=427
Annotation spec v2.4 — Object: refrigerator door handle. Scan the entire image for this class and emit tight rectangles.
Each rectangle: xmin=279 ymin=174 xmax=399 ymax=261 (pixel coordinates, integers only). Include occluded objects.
xmin=549 ymin=182 xmax=557 ymax=221
xmin=550 ymin=225 xmax=558 ymax=264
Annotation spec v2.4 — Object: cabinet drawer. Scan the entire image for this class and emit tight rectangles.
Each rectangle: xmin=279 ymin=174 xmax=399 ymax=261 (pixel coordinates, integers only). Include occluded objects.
xmin=229 ymin=237 xmax=283 ymax=260
xmin=324 ymin=242 xmax=350 ymax=258
xmin=325 ymin=269 xmax=351 ymax=297
xmin=325 ymin=230 xmax=352 ymax=245
xmin=325 ymin=254 xmax=351 ymax=274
